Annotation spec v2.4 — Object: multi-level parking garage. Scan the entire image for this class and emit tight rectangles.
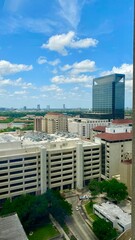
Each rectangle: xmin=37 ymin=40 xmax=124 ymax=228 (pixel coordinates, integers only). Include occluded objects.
xmin=0 ymin=132 xmax=101 ymax=204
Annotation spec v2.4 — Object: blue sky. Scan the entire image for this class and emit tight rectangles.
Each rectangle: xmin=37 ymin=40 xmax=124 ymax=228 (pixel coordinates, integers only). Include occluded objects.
xmin=0 ymin=0 xmax=133 ymax=109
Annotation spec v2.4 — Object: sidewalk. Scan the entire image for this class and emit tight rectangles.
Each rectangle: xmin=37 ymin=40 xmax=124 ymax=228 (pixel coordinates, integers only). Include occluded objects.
xmin=50 ymin=215 xmax=70 ymax=240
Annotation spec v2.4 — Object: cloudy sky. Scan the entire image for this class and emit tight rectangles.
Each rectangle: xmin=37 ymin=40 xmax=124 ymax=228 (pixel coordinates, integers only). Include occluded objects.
xmin=0 ymin=0 xmax=133 ymax=109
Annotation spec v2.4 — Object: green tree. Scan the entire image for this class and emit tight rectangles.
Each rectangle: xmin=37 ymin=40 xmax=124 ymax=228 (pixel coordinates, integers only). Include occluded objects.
xmin=93 ymin=218 xmax=117 ymax=240
xmin=88 ymin=179 xmax=101 ymax=197
xmin=106 ymin=178 xmax=128 ymax=203
xmin=100 ymin=179 xmax=109 ymax=193
xmin=88 ymin=178 xmax=128 ymax=203
xmin=0 ymin=194 xmax=49 ymax=232
xmin=45 ymin=189 xmax=72 ymax=224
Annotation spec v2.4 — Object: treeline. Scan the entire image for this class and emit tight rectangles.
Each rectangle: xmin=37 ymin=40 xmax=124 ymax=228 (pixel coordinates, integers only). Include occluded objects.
xmin=89 ymin=178 xmax=128 ymax=203
xmin=0 ymin=189 xmax=72 ymax=233
xmin=0 ymin=125 xmax=34 ymax=133
xmin=0 ymin=111 xmax=46 ymax=118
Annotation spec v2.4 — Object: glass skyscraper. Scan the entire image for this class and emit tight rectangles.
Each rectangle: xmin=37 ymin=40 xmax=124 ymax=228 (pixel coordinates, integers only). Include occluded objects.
xmin=92 ymin=73 xmax=125 ymax=119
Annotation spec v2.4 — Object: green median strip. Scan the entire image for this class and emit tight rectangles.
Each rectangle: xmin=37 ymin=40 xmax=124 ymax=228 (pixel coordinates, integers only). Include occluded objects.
xmin=85 ymin=202 xmax=99 ymax=222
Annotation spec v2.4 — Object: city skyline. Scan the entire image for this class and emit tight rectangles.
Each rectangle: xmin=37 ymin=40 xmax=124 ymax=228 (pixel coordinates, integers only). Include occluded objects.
xmin=0 ymin=0 xmax=133 ymax=109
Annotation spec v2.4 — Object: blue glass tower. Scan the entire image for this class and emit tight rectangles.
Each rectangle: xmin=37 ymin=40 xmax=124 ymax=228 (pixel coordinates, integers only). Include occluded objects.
xmin=92 ymin=73 xmax=125 ymax=119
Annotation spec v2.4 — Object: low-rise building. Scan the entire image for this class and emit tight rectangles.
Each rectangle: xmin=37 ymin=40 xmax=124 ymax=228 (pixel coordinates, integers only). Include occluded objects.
xmin=68 ymin=117 xmax=109 ymax=139
xmin=0 ymin=213 xmax=28 ymax=240
xmin=93 ymin=202 xmax=131 ymax=232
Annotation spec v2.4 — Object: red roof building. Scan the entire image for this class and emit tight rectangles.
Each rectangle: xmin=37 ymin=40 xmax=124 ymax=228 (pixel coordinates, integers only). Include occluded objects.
xmin=92 ymin=126 xmax=106 ymax=132
xmin=95 ymin=132 xmax=132 ymax=142
xmin=112 ymin=119 xmax=132 ymax=125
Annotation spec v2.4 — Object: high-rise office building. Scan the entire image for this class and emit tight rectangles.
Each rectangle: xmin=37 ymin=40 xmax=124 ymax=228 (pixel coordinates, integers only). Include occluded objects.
xmin=37 ymin=104 xmax=40 ymax=110
xmin=92 ymin=73 xmax=125 ymax=119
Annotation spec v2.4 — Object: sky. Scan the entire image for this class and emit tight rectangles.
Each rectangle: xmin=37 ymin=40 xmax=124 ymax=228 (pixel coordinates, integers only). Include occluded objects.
xmin=0 ymin=0 xmax=133 ymax=109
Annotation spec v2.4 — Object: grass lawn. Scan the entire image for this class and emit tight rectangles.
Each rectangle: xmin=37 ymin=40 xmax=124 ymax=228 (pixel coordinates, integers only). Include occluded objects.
xmin=28 ymin=222 xmax=59 ymax=240
xmin=85 ymin=202 xmax=99 ymax=222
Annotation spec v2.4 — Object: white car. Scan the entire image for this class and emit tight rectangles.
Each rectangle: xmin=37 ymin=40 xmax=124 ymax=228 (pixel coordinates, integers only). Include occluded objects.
xmin=76 ymin=206 xmax=79 ymax=211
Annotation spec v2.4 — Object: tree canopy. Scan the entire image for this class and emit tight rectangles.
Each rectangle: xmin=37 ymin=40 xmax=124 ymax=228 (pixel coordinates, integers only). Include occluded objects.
xmin=89 ymin=178 xmax=128 ymax=203
xmin=105 ymin=178 xmax=128 ymax=203
xmin=93 ymin=218 xmax=117 ymax=240
xmin=45 ymin=189 xmax=72 ymax=224
xmin=0 ymin=190 xmax=72 ymax=232
xmin=88 ymin=179 xmax=101 ymax=196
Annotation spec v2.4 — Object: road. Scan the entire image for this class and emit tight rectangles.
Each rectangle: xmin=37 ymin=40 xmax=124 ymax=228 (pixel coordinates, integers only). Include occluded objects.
xmin=65 ymin=195 xmax=98 ymax=240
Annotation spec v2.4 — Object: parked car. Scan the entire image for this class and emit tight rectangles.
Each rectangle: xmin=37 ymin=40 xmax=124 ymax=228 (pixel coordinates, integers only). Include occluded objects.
xmin=79 ymin=195 xmax=89 ymax=200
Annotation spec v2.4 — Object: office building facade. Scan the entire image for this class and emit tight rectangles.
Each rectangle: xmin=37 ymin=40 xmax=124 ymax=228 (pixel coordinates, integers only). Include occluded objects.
xmin=92 ymin=73 xmax=125 ymax=119
xmin=95 ymin=131 xmax=132 ymax=179
xmin=34 ymin=116 xmax=43 ymax=131
xmin=0 ymin=133 xmax=101 ymax=204
xmin=44 ymin=112 xmax=68 ymax=134
xmin=68 ymin=117 xmax=109 ymax=139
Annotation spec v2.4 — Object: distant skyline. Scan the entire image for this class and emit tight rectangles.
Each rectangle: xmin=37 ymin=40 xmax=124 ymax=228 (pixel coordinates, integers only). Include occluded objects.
xmin=0 ymin=0 xmax=133 ymax=109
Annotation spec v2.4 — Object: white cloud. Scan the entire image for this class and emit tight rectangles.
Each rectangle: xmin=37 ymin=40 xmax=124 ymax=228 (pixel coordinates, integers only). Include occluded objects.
xmin=0 ymin=60 xmax=33 ymax=76
xmin=52 ymin=69 xmax=58 ymax=74
xmin=41 ymin=84 xmax=63 ymax=92
xmin=84 ymin=83 xmax=93 ymax=88
xmin=22 ymin=17 xmax=56 ymax=34
xmin=72 ymin=86 xmax=79 ymax=91
xmin=51 ymin=74 xmax=93 ymax=84
xmin=0 ymin=77 xmax=35 ymax=90
xmin=61 ymin=59 xmax=96 ymax=74
xmin=70 ymin=38 xmax=98 ymax=48
xmin=0 ymin=15 xmax=56 ymax=34
xmin=0 ymin=89 xmax=8 ymax=95
xmin=37 ymin=56 xmax=47 ymax=64
xmin=58 ymin=0 xmax=84 ymax=28
xmin=0 ymin=79 xmax=12 ymax=86
xmin=101 ymin=63 xmax=133 ymax=93
xmin=101 ymin=63 xmax=133 ymax=80
xmin=49 ymin=59 xmax=61 ymax=66
xmin=14 ymin=90 xmax=27 ymax=95
xmin=41 ymin=31 xmax=98 ymax=56
xmin=37 ymin=56 xmax=60 ymax=66
xmin=61 ymin=64 xmax=72 ymax=71
xmin=125 ymin=79 xmax=133 ymax=92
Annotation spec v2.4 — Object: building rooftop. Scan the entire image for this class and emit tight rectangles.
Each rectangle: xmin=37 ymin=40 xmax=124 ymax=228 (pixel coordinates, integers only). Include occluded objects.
xmin=94 ymin=201 xmax=131 ymax=228
xmin=112 ymin=119 xmax=132 ymax=125
xmin=95 ymin=132 xmax=132 ymax=142
xmin=23 ymin=131 xmax=79 ymax=142
xmin=0 ymin=213 xmax=28 ymax=240
xmin=0 ymin=132 xmax=99 ymax=153
xmin=0 ymin=132 xmax=79 ymax=144
xmin=92 ymin=126 xmax=106 ymax=132
xmin=0 ymin=133 xmax=20 ymax=143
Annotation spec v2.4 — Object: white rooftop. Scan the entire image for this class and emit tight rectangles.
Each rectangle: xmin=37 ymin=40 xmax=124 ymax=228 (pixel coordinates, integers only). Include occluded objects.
xmin=0 ymin=133 xmax=20 ymax=143
xmin=0 ymin=213 xmax=28 ymax=240
xmin=94 ymin=201 xmax=131 ymax=227
xmin=0 ymin=132 xmax=99 ymax=152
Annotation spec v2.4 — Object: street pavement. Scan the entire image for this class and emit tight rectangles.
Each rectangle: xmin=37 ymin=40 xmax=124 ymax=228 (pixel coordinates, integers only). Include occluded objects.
xmin=65 ymin=195 xmax=98 ymax=240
